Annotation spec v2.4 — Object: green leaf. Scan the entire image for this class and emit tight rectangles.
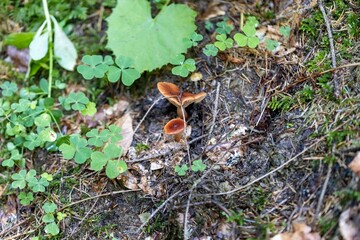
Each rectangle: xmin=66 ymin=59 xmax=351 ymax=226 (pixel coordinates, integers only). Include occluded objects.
xmin=80 ymin=102 xmax=97 ymax=116
xmin=216 ymin=20 xmax=233 ymax=35
xmin=248 ymin=36 xmax=260 ymax=48
xmin=174 ymin=164 xmax=188 ymax=176
xmin=205 ymin=21 xmax=214 ymax=31
xmin=28 ymin=177 xmax=49 ymax=192
xmin=280 ymin=26 xmax=291 ymax=37
xmin=90 ymin=151 xmax=108 ymax=171
xmin=1 ymin=81 xmax=18 ymax=97
xmin=106 ymin=0 xmax=197 ymax=73
xmin=65 ymin=92 xmax=89 ymax=111
xmin=42 ymin=202 xmax=57 ymax=213
xmin=4 ymin=32 xmax=35 ymax=49
xmin=191 ymin=159 xmax=206 ymax=172
xmin=29 ymin=20 xmax=48 ymax=60
xmin=24 ymin=133 xmax=41 ymax=150
xmin=106 ymin=160 xmax=127 ymax=179
xmin=203 ymin=44 xmax=218 ymax=57
xmin=86 ymin=129 xmax=108 ymax=147
xmin=183 ymin=32 xmax=203 ymax=47
xmin=51 ymin=16 xmax=77 ymax=71
xmin=59 ymin=143 xmax=75 ymax=159
xmin=57 ymin=212 xmax=67 ymax=221
xmin=265 ymin=39 xmax=279 ymax=51
xmin=107 ymin=125 xmax=123 ymax=143
xmin=0 ymin=99 xmax=10 ymax=116
xmin=39 ymin=78 xmax=49 ymax=93
xmin=104 ymin=143 xmax=122 ymax=159
xmin=77 ymin=55 xmax=112 ymax=80
xmin=11 ymin=170 xmax=27 ymax=189
xmin=42 ymin=213 xmax=55 ymax=223
xmin=41 ymin=173 xmax=53 ymax=181
xmin=2 ymin=158 xmax=15 ymax=168
xmin=171 ymin=55 xmax=196 ymax=77
xmin=234 ymin=33 xmax=247 ymax=47
xmin=11 ymin=99 xmax=31 ymax=113
xmin=19 ymin=192 xmax=34 ymax=205
xmin=246 ymin=16 xmax=259 ymax=28
xmin=214 ymin=34 xmax=233 ymax=51
xmin=242 ymin=23 xmax=256 ymax=37
xmin=34 ymin=113 xmax=52 ymax=127
xmin=44 ymin=222 xmax=60 ymax=236
xmin=38 ymin=127 xmax=57 ymax=142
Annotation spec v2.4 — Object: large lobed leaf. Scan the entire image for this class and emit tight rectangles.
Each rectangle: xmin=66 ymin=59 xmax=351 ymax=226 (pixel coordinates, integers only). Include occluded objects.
xmin=106 ymin=0 xmax=196 ymax=73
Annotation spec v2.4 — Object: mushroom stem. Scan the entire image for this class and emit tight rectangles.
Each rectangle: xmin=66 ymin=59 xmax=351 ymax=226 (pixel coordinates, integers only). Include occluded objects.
xmin=176 ymin=107 xmax=188 ymax=119
xmin=174 ymin=132 xmax=183 ymax=142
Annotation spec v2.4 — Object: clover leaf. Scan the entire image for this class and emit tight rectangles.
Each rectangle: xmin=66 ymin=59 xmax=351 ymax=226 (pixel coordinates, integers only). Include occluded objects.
xmin=214 ymin=34 xmax=234 ymax=51
xmin=42 ymin=202 xmax=57 ymax=213
xmin=77 ymin=55 xmax=113 ymax=80
xmin=41 ymin=172 xmax=53 ymax=181
xmin=38 ymin=127 xmax=57 ymax=142
xmin=106 ymin=160 xmax=127 ymax=179
xmin=44 ymin=222 xmax=59 ymax=236
xmin=24 ymin=133 xmax=42 ymax=150
xmin=64 ymin=92 xmax=89 ymax=111
xmin=27 ymin=176 xmax=49 ymax=192
xmin=203 ymin=44 xmax=218 ymax=57
xmin=19 ymin=192 xmax=34 ymax=205
xmin=59 ymin=134 xmax=91 ymax=164
xmin=171 ymin=54 xmax=196 ymax=77
xmin=107 ymin=124 xmax=123 ymax=143
xmin=80 ymin=102 xmax=97 ymax=116
xmin=191 ymin=159 xmax=206 ymax=172
xmin=11 ymin=170 xmax=27 ymax=189
xmin=234 ymin=23 xmax=259 ymax=49
xmin=0 ymin=99 xmax=10 ymax=116
xmin=42 ymin=213 xmax=55 ymax=223
xmin=11 ymin=99 xmax=31 ymax=113
xmin=34 ymin=113 xmax=52 ymax=127
xmin=216 ymin=20 xmax=233 ymax=35
xmin=265 ymin=39 xmax=280 ymax=51
xmin=183 ymin=32 xmax=203 ymax=48
xmin=57 ymin=212 xmax=67 ymax=221
xmin=107 ymin=56 xmax=141 ymax=86
xmin=90 ymin=151 xmax=108 ymax=171
xmin=205 ymin=21 xmax=214 ymax=31
xmin=86 ymin=129 xmax=109 ymax=147
xmin=2 ymin=149 xmax=23 ymax=168
xmin=1 ymin=81 xmax=18 ymax=97
xmin=175 ymin=164 xmax=188 ymax=176
xmin=280 ymin=26 xmax=291 ymax=37
xmin=246 ymin=16 xmax=259 ymax=28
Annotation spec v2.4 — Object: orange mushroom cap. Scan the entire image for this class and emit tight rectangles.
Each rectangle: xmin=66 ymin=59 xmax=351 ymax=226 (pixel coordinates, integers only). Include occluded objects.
xmin=164 ymin=118 xmax=185 ymax=135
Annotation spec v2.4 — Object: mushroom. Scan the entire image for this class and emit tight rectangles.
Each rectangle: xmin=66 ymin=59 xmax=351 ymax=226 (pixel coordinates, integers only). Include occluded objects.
xmin=164 ymin=118 xmax=185 ymax=142
xmin=157 ymin=82 xmax=206 ymax=119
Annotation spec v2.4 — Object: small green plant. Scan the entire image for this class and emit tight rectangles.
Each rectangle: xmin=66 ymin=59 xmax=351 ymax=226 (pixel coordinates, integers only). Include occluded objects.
xmin=268 ymin=94 xmax=294 ymax=112
xmin=265 ymin=39 xmax=279 ymax=51
xmin=234 ymin=20 xmax=259 ymax=49
xmin=183 ymin=32 xmax=203 ymax=48
xmin=279 ymin=26 xmax=291 ymax=37
xmin=222 ymin=209 xmax=244 ymax=226
xmin=191 ymin=159 xmax=206 ymax=172
xmin=175 ymin=164 xmax=188 ymax=176
xmin=215 ymin=19 xmax=233 ymax=35
xmin=214 ymin=34 xmax=234 ymax=51
xmin=41 ymin=202 xmax=66 ymax=236
xmin=59 ymin=125 xmax=127 ymax=179
xmin=11 ymin=169 xmax=53 ymax=205
xmin=77 ymin=55 xmax=141 ymax=86
xmin=205 ymin=21 xmax=214 ymax=31
xmin=170 ymin=54 xmax=196 ymax=77
xmin=203 ymin=44 xmax=218 ymax=57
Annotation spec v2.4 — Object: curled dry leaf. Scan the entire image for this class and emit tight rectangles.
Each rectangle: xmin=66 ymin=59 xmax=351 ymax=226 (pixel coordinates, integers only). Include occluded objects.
xmin=200 ymin=1 xmax=226 ymax=20
xmin=270 ymin=222 xmax=321 ymax=240
xmin=348 ymin=152 xmax=360 ymax=177
xmin=114 ymin=112 xmax=133 ymax=155
xmin=339 ymin=204 xmax=360 ymax=240
xmin=190 ymin=72 xmax=203 ymax=81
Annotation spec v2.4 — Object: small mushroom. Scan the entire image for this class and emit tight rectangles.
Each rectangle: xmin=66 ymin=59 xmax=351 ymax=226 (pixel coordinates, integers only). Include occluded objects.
xmin=157 ymin=82 xmax=206 ymax=119
xmin=164 ymin=118 xmax=185 ymax=142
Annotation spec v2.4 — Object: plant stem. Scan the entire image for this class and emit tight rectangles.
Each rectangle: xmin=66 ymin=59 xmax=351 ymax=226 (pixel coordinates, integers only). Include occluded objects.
xmin=42 ymin=0 xmax=53 ymax=98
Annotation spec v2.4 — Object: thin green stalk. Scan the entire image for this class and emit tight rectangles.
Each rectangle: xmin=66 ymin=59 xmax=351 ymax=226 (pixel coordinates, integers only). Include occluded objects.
xmin=42 ymin=0 xmax=53 ymax=98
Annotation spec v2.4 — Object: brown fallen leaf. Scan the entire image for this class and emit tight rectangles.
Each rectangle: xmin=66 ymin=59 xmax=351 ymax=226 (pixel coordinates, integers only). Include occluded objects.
xmin=114 ymin=113 xmax=134 ymax=155
xmin=270 ymin=222 xmax=321 ymax=240
xmin=200 ymin=1 xmax=226 ymax=20
xmin=348 ymin=152 xmax=360 ymax=177
xmin=339 ymin=204 xmax=360 ymax=240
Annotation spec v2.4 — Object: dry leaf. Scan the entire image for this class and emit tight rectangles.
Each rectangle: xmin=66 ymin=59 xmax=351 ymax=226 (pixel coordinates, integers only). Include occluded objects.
xmin=200 ymin=1 xmax=226 ymax=20
xmin=118 ymin=172 xmax=139 ymax=190
xmin=339 ymin=204 xmax=360 ymax=240
xmin=270 ymin=222 xmax=321 ymax=240
xmin=348 ymin=152 xmax=360 ymax=177
xmin=114 ymin=113 xmax=134 ymax=155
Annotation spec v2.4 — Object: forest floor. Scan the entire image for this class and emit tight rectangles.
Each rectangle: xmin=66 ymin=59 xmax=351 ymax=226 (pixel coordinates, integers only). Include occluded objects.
xmin=0 ymin=0 xmax=359 ymax=239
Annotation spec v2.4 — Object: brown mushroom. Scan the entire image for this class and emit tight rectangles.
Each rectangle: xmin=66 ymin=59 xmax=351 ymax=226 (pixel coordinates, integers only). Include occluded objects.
xmin=157 ymin=82 xmax=206 ymax=119
xmin=164 ymin=118 xmax=185 ymax=142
